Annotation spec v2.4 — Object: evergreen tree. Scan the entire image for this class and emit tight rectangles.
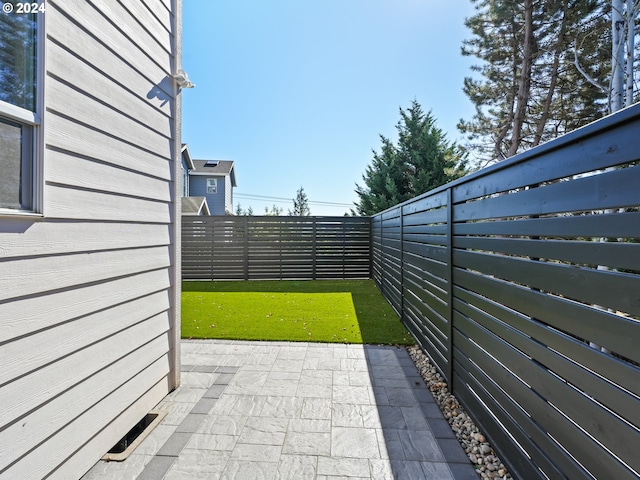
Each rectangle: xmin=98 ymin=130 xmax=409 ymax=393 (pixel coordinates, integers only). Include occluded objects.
xmin=459 ymin=0 xmax=611 ymax=165
xmin=264 ymin=204 xmax=283 ymax=216
xmin=354 ymin=100 xmax=466 ymax=216
xmin=289 ymin=187 xmax=311 ymax=216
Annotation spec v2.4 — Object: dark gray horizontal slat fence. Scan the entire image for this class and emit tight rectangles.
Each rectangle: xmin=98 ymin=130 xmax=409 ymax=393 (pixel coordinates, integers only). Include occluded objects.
xmin=182 ymin=216 xmax=371 ymax=280
xmin=371 ymin=103 xmax=640 ymax=480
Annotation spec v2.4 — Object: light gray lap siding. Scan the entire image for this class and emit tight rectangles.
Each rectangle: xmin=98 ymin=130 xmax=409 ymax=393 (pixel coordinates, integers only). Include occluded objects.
xmin=0 ymin=1 xmax=181 ymax=479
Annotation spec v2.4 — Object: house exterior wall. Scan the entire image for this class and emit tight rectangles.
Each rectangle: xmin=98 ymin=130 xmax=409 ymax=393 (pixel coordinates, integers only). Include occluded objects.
xmin=189 ymin=175 xmax=228 ymax=215
xmin=0 ymin=1 xmax=181 ymax=479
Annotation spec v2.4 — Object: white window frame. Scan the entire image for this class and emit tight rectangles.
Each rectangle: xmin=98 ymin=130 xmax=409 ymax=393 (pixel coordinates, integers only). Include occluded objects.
xmin=0 ymin=10 xmax=45 ymax=217
xmin=206 ymin=177 xmax=217 ymax=194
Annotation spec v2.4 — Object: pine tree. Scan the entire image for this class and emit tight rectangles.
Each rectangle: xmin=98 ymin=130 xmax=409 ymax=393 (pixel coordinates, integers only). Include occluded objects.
xmin=289 ymin=187 xmax=310 ymax=216
xmin=264 ymin=204 xmax=283 ymax=216
xmin=459 ymin=0 xmax=611 ymax=165
xmin=354 ymin=100 xmax=466 ymax=216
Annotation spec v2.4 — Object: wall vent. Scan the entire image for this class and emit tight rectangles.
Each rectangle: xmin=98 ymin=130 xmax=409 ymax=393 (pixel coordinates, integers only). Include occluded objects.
xmin=102 ymin=410 xmax=167 ymax=462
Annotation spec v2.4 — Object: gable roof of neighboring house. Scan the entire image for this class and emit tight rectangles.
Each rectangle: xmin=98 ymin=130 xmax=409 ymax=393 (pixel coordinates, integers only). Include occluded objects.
xmin=181 ymin=144 xmax=195 ymax=170
xmin=181 ymin=196 xmax=211 ymax=215
xmin=190 ymin=159 xmax=237 ymax=187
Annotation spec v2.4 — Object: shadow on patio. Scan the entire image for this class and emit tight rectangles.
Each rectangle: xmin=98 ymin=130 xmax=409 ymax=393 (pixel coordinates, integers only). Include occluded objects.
xmin=82 ymin=340 xmax=478 ymax=480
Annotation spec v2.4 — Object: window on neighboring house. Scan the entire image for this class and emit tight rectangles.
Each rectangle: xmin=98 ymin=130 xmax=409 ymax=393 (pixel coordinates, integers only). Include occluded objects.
xmin=0 ymin=7 xmax=40 ymax=213
xmin=206 ymin=178 xmax=217 ymax=194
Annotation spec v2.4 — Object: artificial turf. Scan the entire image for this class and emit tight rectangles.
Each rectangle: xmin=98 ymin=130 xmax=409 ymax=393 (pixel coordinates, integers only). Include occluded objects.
xmin=181 ymin=279 xmax=413 ymax=345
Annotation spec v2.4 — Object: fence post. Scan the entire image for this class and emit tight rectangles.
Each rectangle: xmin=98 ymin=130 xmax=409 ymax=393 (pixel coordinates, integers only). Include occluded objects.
xmin=210 ymin=217 xmax=215 ymax=280
xmin=243 ymin=216 xmax=249 ymax=280
xmin=445 ymin=187 xmax=454 ymax=388
xmin=312 ymin=217 xmax=317 ymax=280
xmin=400 ymin=205 xmax=405 ymax=325
xmin=380 ymin=214 xmax=385 ymax=295
xmin=368 ymin=217 xmax=373 ymax=280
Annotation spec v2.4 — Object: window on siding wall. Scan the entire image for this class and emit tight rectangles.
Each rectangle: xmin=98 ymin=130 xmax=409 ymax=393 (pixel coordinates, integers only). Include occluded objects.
xmin=0 ymin=7 xmax=40 ymax=213
xmin=206 ymin=178 xmax=217 ymax=194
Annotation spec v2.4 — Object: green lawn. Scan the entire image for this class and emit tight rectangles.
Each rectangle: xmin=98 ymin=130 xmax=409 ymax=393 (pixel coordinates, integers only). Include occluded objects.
xmin=182 ymin=279 xmax=413 ymax=345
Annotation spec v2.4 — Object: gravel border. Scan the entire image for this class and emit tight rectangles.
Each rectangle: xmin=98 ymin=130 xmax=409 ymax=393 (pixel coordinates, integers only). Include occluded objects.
xmin=407 ymin=345 xmax=513 ymax=480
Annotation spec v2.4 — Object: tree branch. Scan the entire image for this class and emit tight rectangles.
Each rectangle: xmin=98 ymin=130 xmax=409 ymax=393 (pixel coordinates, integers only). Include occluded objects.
xmin=572 ymin=39 xmax=606 ymax=93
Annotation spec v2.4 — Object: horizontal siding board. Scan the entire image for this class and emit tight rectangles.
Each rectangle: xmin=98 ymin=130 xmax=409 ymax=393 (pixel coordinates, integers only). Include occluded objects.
xmin=141 ymin=0 xmax=173 ymax=28
xmin=1 ymin=292 xmax=170 ymax=387
xmin=5 ymin=347 xmax=171 ymax=480
xmin=46 ymin=149 xmax=171 ymax=202
xmin=454 ymin=249 xmax=640 ymax=316
xmin=84 ymin=0 xmax=172 ymax=69
xmin=0 ymin=246 xmax=171 ymax=302
xmin=0 ymin=1 xmax=179 ymax=479
xmin=0 ymin=315 xmax=170 ymax=432
xmin=46 ymin=113 xmax=171 ymax=181
xmin=47 ymin=40 xmax=171 ymax=136
xmin=118 ymin=0 xmax=173 ymax=54
xmin=0 ymin=331 xmax=170 ymax=474
xmin=0 ymin=222 xmax=170 ymax=259
xmin=44 ymin=184 xmax=171 ymax=223
xmin=47 ymin=376 xmax=170 ymax=480
xmin=48 ymin=1 xmax=170 ymax=83
xmin=47 ymin=78 xmax=172 ymax=158
xmin=0 ymin=269 xmax=171 ymax=343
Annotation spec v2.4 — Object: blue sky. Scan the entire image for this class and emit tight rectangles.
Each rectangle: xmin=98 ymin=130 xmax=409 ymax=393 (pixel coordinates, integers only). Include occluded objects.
xmin=181 ymin=1 xmax=478 ymax=216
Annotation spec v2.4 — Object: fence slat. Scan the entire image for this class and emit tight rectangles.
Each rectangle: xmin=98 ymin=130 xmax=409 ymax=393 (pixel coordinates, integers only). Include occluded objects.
xmin=372 ymin=103 xmax=640 ymax=479
xmin=181 ymin=216 xmax=371 ymax=281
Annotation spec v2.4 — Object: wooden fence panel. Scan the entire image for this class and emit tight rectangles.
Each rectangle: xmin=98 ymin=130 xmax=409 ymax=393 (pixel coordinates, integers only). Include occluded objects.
xmin=182 ymin=216 xmax=371 ymax=281
xmin=371 ymin=103 xmax=640 ymax=480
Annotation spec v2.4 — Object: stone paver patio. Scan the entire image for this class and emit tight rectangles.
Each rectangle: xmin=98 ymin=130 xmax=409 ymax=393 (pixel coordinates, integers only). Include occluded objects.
xmin=81 ymin=340 xmax=477 ymax=479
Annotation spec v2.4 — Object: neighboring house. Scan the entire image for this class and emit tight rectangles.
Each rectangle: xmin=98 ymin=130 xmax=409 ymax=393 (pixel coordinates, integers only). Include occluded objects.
xmin=180 ymin=143 xmax=195 ymax=197
xmin=180 ymin=143 xmax=212 ymax=215
xmin=181 ymin=196 xmax=211 ymax=215
xmin=0 ymin=2 xmax=182 ymax=479
xmin=188 ymin=159 xmax=237 ymax=215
